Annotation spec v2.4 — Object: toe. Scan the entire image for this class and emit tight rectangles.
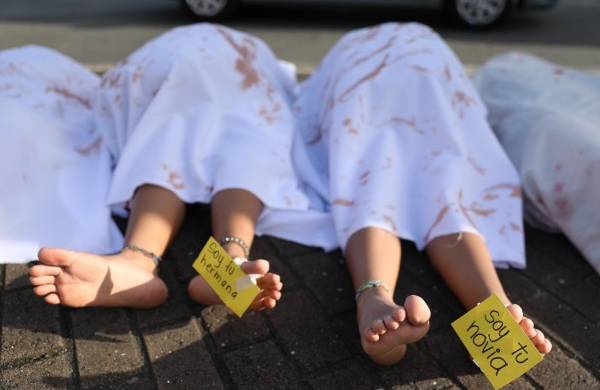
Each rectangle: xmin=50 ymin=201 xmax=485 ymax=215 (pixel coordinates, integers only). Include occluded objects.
xmin=30 ymin=275 xmax=55 ymax=286
xmin=240 ymin=259 xmax=269 ymax=275
xmin=263 ymin=297 xmax=277 ymax=309
xmin=383 ymin=315 xmax=400 ymax=330
xmin=44 ymin=293 xmax=61 ymax=305
xmin=404 ymin=295 xmax=431 ymax=325
xmin=363 ymin=327 xmax=380 ymax=343
xmin=532 ymin=329 xmax=546 ymax=347
xmin=37 ymin=247 xmax=77 ymax=267
xmin=371 ymin=318 xmax=387 ymax=335
xmin=34 ymin=284 xmax=57 ymax=296
xmin=257 ymin=273 xmax=281 ymax=289
xmin=265 ymin=289 xmax=282 ymax=301
xmin=541 ymin=339 xmax=552 ymax=354
xmin=506 ymin=304 xmax=524 ymax=323
xmin=29 ymin=265 xmax=61 ymax=278
xmin=520 ymin=318 xmax=536 ymax=338
xmin=391 ymin=306 xmax=406 ymax=323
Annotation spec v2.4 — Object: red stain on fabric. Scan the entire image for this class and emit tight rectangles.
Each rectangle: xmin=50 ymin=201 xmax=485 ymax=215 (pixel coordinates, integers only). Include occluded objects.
xmin=485 ymin=183 xmax=522 ymax=198
xmin=457 ymin=190 xmax=480 ymax=230
xmin=161 ymin=164 xmax=185 ymax=190
xmin=259 ymin=105 xmax=277 ymax=125
xmin=483 ymin=193 xmax=499 ymax=201
xmin=337 ymin=54 xmax=390 ymax=102
xmin=348 ymin=36 xmax=396 ymax=70
xmin=343 ymin=117 xmax=359 ymax=134
xmin=359 ymin=171 xmax=370 ymax=186
xmin=411 ymin=64 xmax=428 ymax=73
xmin=101 ymin=71 xmax=122 ymax=89
xmin=46 ymin=87 xmax=91 ymax=109
xmin=510 ymin=222 xmax=522 ymax=232
xmin=554 ymin=197 xmax=572 ymax=220
xmin=468 ymin=203 xmax=495 ymax=217
xmin=452 ymin=91 xmax=476 ymax=118
xmin=424 ymin=205 xmax=450 ymax=243
xmin=467 ymin=156 xmax=486 ymax=176
xmin=377 ymin=116 xmax=424 ymax=135
xmin=75 ymin=136 xmax=103 ymax=156
xmin=444 ymin=64 xmax=452 ymax=81
xmin=217 ymin=27 xmax=260 ymax=90
xmin=131 ymin=65 xmax=144 ymax=83
xmin=390 ymin=48 xmax=432 ymax=64
xmin=333 ymin=198 xmax=354 ymax=207
xmin=554 ymin=182 xmax=565 ymax=193
xmin=235 ymin=58 xmax=259 ymax=89
xmin=383 ymin=215 xmax=397 ymax=232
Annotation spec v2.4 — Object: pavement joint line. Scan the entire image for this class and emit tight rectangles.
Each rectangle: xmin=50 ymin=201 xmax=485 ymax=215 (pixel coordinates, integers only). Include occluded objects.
xmin=302 ymin=355 xmax=384 ymax=386
xmin=260 ymin=240 xmax=326 ymax=381
xmin=136 ymin=309 xmax=196 ymax=332
xmin=190 ymin=308 xmax=238 ymax=390
xmin=127 ymin=309 xmax=159 ymax=390
xmin=60 ymin=307 xmax=81 ymax=389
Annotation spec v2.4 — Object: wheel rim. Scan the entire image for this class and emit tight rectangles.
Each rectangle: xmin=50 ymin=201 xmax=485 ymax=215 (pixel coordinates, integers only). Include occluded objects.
xmin=185 ymin=0 xmax=228 ymax=17
xmin=455 ymin=0 xmax=507 ymax=26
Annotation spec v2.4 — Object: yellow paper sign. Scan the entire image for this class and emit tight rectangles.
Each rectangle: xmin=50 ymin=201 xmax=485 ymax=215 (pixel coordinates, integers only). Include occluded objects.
xmin=451 ymin=294 xmax=543 ymax=389
xmin=192 ymin=237 xmax=260 ymax=317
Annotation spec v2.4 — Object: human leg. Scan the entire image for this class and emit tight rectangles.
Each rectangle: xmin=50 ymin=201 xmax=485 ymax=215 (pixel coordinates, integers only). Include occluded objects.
xmin=345 ymin=227 xmax=430 ymax=365
xmin=426 ymin=232 xmax=552 ymax=353
xmin=187 ymin=189 xmax=283 ymax=310
xmin=30 ymin=184 xmax=184 ymax=308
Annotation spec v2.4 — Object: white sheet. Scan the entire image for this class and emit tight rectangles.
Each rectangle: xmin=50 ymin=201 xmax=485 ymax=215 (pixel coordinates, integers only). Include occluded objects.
xmin=1 ymin=24 xmax=525 ymax=269
xmin=474 ymin=52 xmax=600 ymax=274
xmin=0 ymin=46 xmax=123 ymax=261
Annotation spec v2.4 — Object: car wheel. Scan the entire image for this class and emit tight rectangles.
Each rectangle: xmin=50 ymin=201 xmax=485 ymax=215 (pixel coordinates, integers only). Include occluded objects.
xmin=446 ymin=0 xmax=510 ymax=28
xmin=180 ymin=0 xmax=239 ymax=20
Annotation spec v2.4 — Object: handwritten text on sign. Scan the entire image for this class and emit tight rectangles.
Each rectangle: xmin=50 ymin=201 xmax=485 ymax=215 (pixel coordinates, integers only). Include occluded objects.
xmin=192 ymin=237 xmax=260 ymax=317
xmin=451 ymin=294 xmax=543 ymax=389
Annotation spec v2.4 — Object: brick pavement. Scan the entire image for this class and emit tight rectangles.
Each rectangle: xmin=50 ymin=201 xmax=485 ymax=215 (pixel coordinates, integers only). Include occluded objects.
xmin=1 ymin=203 xmax=599 ymax=389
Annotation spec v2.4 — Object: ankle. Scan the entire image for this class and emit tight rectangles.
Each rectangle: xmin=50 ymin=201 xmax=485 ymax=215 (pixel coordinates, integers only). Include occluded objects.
xmin=222 ymin=243 xmax=249 ymax=259
xmin=357 ymin=286 xmax=393 ymax=309
xmin=115 ymin=248 xmax=159 ymax=272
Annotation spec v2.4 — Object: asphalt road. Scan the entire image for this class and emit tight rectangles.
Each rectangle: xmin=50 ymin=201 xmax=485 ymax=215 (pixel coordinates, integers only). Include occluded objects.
xmin=1 ymin=0 xmax=599 ymax=71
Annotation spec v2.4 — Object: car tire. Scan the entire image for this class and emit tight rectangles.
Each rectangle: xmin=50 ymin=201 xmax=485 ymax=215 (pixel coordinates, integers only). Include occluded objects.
xmin=446 ymin=0 xmax=510 ymax=28
xmin=180 ymin=0 xmax=240 ymax=20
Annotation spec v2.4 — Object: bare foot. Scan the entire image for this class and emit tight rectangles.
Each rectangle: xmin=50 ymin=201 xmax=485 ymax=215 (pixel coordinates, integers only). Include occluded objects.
xmin=358 ymin=291 xmax=431 ymax=365
xmin=507 ymin=304 xmax=552 ymax=354
xmin=187 ymin=258 xmax=283 ymax=311
xmin=29 ymin=247 xmax=168 ymax=309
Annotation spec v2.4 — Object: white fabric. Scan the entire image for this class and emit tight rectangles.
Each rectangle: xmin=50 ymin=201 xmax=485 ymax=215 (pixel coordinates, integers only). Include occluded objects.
xmin=474 ymin=52 xmax=600 ymax=274
xmin=0 ymin=23 xmax=525 ymax=269
xmin=97 ymin=23 xmax=524 ymax=268
xmin=0 ymin=46 xmax=123 ymax=261
xmin=294 ymin=23 xmax=524 ymax=269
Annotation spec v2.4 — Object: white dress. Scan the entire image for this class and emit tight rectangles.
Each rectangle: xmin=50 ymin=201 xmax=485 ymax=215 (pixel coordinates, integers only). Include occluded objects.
xmin=474 ymin=52 xmax=600 ymax=274
xmin=1 ymin=23 xmax=525 ymax=269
